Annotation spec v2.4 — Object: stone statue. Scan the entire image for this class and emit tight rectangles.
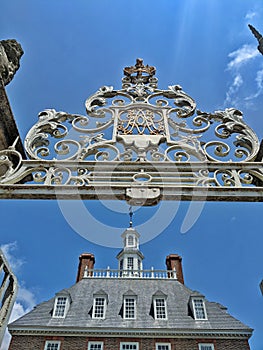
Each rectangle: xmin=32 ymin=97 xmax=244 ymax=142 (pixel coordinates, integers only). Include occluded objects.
xmin=248 ymin=24 xmax=263 ymax=55
xmin=0 ymin=39 xmax=23 ymax=86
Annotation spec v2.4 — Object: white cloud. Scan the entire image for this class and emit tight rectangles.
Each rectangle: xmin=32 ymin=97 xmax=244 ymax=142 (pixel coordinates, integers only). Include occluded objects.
xmin=224 ymin=42 xmax=261 ymax=106
xmin=16 ymin=286 xmax=36 ymax=312
xmin=245 ymin=11 xmax=256 ymax=20
xmin=225 ymin=73 xmax=243 ymax=106
xmin=245 ymin=68 xmax=263 ymax=100
xmin=0 ymin=242 xmax=24 ymax=273
xmin=227 ymin=44 xmax=259 ymax=71
xmin=0 ymin=243 xmax=36 ymax=350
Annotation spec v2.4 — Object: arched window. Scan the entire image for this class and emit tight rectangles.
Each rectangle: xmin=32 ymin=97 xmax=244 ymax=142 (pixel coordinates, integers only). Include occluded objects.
xmin=127 ymin=235 xmax=134 ymax=246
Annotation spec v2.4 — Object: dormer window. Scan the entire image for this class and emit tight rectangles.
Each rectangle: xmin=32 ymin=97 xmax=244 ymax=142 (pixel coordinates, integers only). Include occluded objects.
xmin=153 ymin=292 xmax=167 ymax=320
xmin=124 ymin=295 xmax=136 ymax=319
xmin=190 ymin=296 xmax=207 ymax=320
xmin=53 ymin=293 xmax=71 ymax=318
xmin=92 ymin=296 xmax=107 ymax=319
xmin=154 ymin=298 xmax=167 ymax=319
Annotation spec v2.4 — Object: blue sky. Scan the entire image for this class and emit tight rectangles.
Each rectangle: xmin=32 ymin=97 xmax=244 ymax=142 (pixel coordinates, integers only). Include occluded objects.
xmin=1 ymin=1 xmax=263 ymax=349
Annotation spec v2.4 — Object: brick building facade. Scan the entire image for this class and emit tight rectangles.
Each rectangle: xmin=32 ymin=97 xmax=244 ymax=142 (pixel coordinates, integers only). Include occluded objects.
xmin=8 ymin=226 xmax=252 ymax=350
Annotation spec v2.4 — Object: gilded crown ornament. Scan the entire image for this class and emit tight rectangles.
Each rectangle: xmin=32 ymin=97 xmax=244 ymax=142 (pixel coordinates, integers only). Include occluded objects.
xmin=123 ymin=58 xmax=156 ymax=83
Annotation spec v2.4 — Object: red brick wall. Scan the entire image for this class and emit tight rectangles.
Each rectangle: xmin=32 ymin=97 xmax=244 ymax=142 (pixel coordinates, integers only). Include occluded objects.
xmin=76 ymin=253 xmax=95 ymax=282
xmin=165 ymin=254 xmax=184 ymax=284
xmin=8 ymin=335 xmax=251 ymax=350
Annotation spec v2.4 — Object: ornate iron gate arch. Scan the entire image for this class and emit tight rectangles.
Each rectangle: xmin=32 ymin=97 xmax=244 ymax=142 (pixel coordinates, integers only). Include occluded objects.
xmin=0 ymin=58 xmax=263 ymax=205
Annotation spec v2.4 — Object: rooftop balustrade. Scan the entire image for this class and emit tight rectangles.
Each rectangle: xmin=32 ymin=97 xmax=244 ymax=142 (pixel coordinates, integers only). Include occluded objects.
xmin=83 ymin=267 xmax=177 ymax=279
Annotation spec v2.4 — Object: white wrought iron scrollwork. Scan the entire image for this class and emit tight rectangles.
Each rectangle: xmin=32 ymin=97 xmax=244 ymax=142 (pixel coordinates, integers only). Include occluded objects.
xmin=23 ymin=59 xmax=259 ymax=165
xmin=0 ymin=59 xmax=262 ymax=203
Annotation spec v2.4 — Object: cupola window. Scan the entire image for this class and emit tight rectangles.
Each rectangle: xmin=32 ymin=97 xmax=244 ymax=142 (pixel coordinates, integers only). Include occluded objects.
xmin=127 ymin=235 xmax=134 ymax=246
xmin=127 ymin=257 xmax=134 ymax=270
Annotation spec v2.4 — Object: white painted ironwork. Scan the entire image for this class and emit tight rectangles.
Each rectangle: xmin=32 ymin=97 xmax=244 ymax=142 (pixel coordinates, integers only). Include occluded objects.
xmin=0 ymin=59 xmax=262 ymax=203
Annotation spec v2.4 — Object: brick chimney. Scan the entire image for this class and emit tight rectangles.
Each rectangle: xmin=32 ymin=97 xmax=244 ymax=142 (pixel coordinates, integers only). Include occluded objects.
xmin=166 ymin=254 xmax=184 ymax=284
xmin=76 ymin=253 xmax=95 ymax=282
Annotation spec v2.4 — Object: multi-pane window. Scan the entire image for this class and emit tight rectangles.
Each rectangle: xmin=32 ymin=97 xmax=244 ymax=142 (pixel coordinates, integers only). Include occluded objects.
xmin=198 ymin=344 xmax=214 ymax=350
xmin=154 ymin=298 xmax=167 ymax=319
xmin=124 ymin=297 xmax=136 ymax=319
xmin=156 ymin=344 xmax=171 ymax=350
xmin=53 ymin=297 xmax=68 ymax=317
xmin=192 ymin=298 xmax=207 ymax=320
xmin=44 ymin=341 xmax=60 ymax=350
xmin=127 ymin=257 xmax=134 ymax=270
xmin=92 ymin=297 xmax=106 ymax=318
xmin=120 ymin=342 xmax=139 ymax=350
xmin=88 ymin=342 xmax=104 ymax=350
xmin=127 ymin=235 xmax=134 ymax=246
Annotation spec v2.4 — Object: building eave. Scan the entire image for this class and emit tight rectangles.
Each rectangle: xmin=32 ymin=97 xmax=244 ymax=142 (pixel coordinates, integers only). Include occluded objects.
xmin=8 ymin=325 xmax=253 ymax=339
xmin=116 ymin=249 xmax=144 ymax=260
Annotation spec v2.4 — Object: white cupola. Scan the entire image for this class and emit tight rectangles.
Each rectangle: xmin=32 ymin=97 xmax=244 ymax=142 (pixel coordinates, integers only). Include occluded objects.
xmin=116 ymin=209 xmax=144 ymax=276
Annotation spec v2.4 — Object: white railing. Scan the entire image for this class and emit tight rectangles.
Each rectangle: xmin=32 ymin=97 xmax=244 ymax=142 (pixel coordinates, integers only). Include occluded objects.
xmin=83 ymin=267 xmax=177 ymax=279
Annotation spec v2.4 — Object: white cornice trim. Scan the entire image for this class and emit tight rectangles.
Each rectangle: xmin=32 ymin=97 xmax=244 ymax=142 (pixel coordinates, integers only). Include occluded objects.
xmin=8 ymin=326 xmax=252 ymax=339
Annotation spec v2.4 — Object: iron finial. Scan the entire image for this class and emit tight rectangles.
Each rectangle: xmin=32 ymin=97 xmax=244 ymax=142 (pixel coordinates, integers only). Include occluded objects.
xmin=129 ymin=206 xmax=133 ymax=227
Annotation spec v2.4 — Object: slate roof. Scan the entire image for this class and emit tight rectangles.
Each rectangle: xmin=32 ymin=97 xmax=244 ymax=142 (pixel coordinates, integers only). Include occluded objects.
xmin=9 ymin=277 xmax=252 ymax=335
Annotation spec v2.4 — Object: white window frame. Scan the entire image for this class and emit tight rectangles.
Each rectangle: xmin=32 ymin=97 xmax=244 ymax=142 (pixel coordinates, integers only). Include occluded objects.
xmin=123 ymin=296 xmax=136 ymax=319
xmin=88 ymin=341 xmax=104 ymax=350
xmin=198 ymin=344 xmax=214 ymax=350
xmin=52 ymin=296 xmax=69 ymax=318
xmin=192 ymin=297 xmax=207 ymax=320
xmin=155 ymin=343 xmax=171 ymax=350
xmin=127 ymin=257 xmax=134 ymax=270
xmin=153 ymin=297 xmax=167 ymax=320
xmin=92 ymin=296 xmax=106 ymax=319
xmin=127 ymin=235 xmax=134 ymax=246
xmin=120 ymin=342 xmax=139 ymax=350
xmin=44 ymin=341 xmax=61 ymax=350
